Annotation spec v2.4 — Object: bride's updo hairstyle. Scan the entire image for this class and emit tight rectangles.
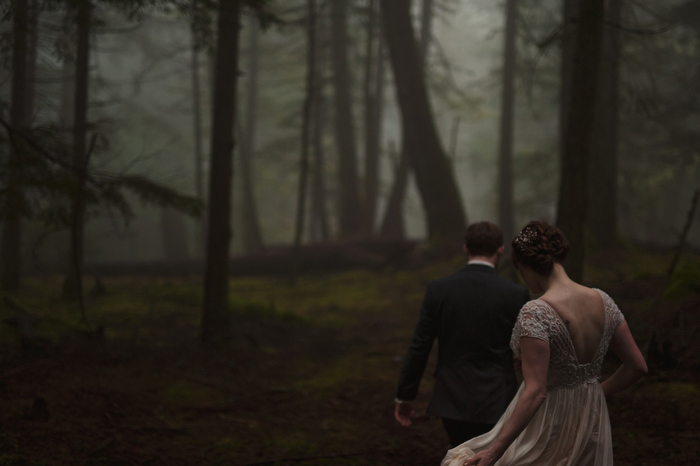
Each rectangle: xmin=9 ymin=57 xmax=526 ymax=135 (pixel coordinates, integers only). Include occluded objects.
xmin=511 ymin=221 xmax=569 ymax=275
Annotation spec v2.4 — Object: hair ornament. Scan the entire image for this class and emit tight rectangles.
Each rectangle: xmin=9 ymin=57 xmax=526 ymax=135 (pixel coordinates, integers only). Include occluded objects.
xmin=517 ymin=227 xmax=538 ymax=251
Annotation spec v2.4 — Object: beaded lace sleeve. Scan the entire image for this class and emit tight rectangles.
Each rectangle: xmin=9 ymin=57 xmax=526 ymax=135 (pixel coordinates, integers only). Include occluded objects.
xmin=596 ymin=289 xmax=625 ymax=331
xmin=510 ymin=301 xmax=551 ymax=359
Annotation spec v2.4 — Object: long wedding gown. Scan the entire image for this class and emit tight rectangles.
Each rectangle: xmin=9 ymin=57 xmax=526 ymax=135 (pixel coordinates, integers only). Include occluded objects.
xmin=442 ymin=289 xmax=624 ymax=466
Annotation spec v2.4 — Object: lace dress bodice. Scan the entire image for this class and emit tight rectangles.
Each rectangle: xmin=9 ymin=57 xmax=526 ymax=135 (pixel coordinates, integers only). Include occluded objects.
xmin=510 ymin=289 xmax=625 ymax=390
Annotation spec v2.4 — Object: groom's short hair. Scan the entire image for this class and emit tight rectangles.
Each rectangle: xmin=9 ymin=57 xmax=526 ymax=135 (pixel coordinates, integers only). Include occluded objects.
xmin=465 ymin=221 xmax=503 ymax=257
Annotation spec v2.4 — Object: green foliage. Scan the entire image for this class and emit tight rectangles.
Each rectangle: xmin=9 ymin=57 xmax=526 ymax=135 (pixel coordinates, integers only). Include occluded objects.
xmin=0 ymin=119 xmax=203 ymax=231
xmin=665 ymin=257 xmax=700 ymax=299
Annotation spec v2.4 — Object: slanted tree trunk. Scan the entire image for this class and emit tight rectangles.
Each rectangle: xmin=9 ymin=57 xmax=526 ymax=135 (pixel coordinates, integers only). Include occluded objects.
xmin=588 ymin=0 xmax=622 ymax=249
xmin=293 ymin=0 xmax=317 ymax=251
xmin=310 ymin=3 xmax=330 ymax=243
xmin=63 ymin=0 xmax=92 ymax=300
xmin=555 ymin=0 xmax=606 ymax=283
xmin=191 ymin=38 xmax=205 ymax=255
xmin=379 ymin=0 xmax=467 ymax=244
xmin=161 ymin=208 xmax=190 ymax=261
xmin=201 ymin=0 xmax=242 ymax=344
xmin=379 ymin=143 xmax=408 ymax=240
xmin=1 ymin=0 xmax=29 ymax=293
xmin=240 ymin=17 xmax=264 ymax=253
xmin=497 ymin=0 xmax=517 ymax=245
xmin=330 ymin=0 xmax=361 ymax=239
xmin=362 ymin=0 xmax=385 ymax=239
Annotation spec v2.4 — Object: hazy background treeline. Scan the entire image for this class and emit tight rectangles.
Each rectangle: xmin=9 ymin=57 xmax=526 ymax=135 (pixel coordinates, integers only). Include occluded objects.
xmin=1 ymin=0 xmax=699 ymax=267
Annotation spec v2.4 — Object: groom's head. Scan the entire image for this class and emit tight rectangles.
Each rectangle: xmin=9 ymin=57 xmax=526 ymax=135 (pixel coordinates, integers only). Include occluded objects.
xmin=464 ymin=221 xmax=504 ymax=260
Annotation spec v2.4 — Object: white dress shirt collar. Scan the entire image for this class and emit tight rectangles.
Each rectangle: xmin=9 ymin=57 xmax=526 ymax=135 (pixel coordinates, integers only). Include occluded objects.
xmin=467 ymin=259 xmax=495 ymax=269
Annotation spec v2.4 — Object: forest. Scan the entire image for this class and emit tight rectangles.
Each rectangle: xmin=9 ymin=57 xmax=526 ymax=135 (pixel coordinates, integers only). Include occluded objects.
xmin=0 ymin=0 xmax=699 ymax=464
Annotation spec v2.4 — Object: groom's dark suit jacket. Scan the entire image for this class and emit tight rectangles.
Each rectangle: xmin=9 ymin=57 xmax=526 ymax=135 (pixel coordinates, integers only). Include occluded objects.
xmin=396 ymin=263 xmax=530 ymax=424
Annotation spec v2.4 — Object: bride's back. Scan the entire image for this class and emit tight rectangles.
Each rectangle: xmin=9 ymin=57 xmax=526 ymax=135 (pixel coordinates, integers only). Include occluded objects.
xmin=540 ymin=284 xmax=606 ymax=365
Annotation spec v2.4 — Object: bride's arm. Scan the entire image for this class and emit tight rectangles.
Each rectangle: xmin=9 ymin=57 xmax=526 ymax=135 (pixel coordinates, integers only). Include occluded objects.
xmin=600 ymin=321 xmax=647 ymax=398
xmin=465 ymin=337 xmax=550 ymax=466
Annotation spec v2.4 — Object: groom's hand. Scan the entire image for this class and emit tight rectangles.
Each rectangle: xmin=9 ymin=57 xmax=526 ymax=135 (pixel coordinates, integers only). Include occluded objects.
xmin=394 ymin=401 xmax=413 ymax=426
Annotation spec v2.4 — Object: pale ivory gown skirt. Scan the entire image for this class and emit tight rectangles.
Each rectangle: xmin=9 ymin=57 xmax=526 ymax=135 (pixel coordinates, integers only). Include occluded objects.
xmin=442 ymin=290 xmax=625 ymax=466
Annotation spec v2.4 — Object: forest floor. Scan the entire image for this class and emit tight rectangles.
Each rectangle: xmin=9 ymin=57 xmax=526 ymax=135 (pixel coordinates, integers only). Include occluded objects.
xmin=1 ymin=246 xmax=700 ymax=465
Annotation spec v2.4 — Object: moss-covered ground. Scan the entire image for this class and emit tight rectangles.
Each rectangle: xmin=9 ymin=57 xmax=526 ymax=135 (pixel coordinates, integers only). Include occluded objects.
xmin=0 ymin=247 xmax=699 ymax=465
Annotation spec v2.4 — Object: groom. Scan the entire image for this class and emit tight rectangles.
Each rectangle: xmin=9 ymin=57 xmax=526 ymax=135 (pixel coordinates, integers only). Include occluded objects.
xmin=394 ymin=222 xmax=530 ymax=447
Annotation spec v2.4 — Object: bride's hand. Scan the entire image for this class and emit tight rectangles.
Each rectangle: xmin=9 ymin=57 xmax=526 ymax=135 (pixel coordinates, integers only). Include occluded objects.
xmin=463 ymin=449 xmax=499 ymax=466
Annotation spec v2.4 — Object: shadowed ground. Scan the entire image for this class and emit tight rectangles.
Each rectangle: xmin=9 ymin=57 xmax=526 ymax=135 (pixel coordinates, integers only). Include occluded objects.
xmin=0 ymin=248 xmax=699 ymax=465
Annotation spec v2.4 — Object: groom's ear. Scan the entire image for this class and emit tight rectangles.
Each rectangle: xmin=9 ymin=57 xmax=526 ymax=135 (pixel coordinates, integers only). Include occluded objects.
xmin=497 ymin=245 xmax=505 ymax=255
xmin=463 ymin=244 xmax=469 ymax=256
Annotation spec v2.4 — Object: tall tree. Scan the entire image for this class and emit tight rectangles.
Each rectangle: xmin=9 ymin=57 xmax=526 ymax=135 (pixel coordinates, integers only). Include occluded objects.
xmin=62 ymin=0 xmax=92 ymax=299
xmin=330 ymin=0 xmax=362 ymax=239
xmin=310 ymin=0 xmax=330 ymax=243
xmin=378 ymin=142 xmax=408 ymax=240
xmin=379 ymin=0 xmax=467 ymax=244
xmin=555 ymin=0 xmax=606 ymax=282
xmin=559 ymin=0 xmax=580 ymax=163
xmin=1 ymin=0 xmax=29 ymax=292
xmin=25 ymin=0 xmax=39 ymax=123
xmin=362 ymin=0 xmax=385 ymax=239
xmin=497 ymin=0 xmax=517 ymax=245
xmin=240 ymin=16 xmax=264 ymax=253
xmin=201 ymin=0 xmax=242 ymax=344
xmin=293 ymin=0 xmax=317 ymax=251
xmin=378 ymin=0 xmax=430 ymax=241
xmin=588 ymin=0 xmax=622 ymax=248
xmin=191 ymin=35 xmax=205 ymax=255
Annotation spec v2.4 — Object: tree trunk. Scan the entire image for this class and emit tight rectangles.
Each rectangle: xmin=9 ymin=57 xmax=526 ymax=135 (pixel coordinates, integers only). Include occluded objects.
xmin=362 ymin=0 xmax=385 ymax=239
xmin=378 ymin=0 xmax=432 ymax=242
xmin=241 ymin=17 xmax=264 ymax=253
xmin=497 ymin=0 xmax=517 ymax=245
xmin=379 ymin=0 xmax=467 ymax=244
xmin=559 ymin=0 xmax=580 ymax=163
xmin=191 ymin=39 xmax=205 ymax=256
xmin=419 ymin=0 xmax=433 ymax=63
xmin=330 ymin=0 xmax=361 ymax=239
xmin=293 ymin=0 xmax=317 ymax=251
xmin=161 ymin=208 xmax=190 ymax=261
xmin=379 ymin=143 xmax=408 ymax=240
xmin=310 ymin=2 xmax=330 ymax=243
xmin=555 ymin=0 xmax=606 ymax=283
xmin=1 ymin=0 xmax=28 ymax=293
xmin=588 ymin=0 xmax=622 ymax=249
xmin=201 ymin=0 xmax=242 ymax=344
xmin=25 ymin=0 xmax=39 ymax=124
xmin=62 ymin=0 xmax=91 ymax=300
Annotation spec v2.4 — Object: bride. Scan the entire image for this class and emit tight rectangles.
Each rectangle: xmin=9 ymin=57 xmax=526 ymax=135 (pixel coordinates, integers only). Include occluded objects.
xmin=442 ymin=221 xmax=648 ymax=466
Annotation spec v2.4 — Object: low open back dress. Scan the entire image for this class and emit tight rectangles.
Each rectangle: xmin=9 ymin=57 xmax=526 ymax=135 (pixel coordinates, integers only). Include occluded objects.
xmin=441 ymin=289 xmax=625 ymax=466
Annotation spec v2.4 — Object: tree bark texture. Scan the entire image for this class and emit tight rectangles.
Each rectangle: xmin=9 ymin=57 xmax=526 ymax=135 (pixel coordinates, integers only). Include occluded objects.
xmin=201 ymin=0 xmax=241 ymax=344
xmin=330 ymin=0 xmax=362 ymax=239
xmin=379 ymin=0 xmax=467 ymax=244
xmin=294 ymin=0 xmax=317 ymax=251
xmin=311 ymin=2 xmax=330 ymax=243
xmin=379 ymin=144 xmax=408 ymax=241
xmin=555 ymin=0 xmax=606 ymax=283
xmin=25 ymin=0 xmax=39 ymax=124
xmin=588 ymin=0 xmax=622 ymax=249
xmin=191 ymin=40 xmax=205 ymax=254
xmin=362 ymin=0 xmax=385 ymax=238
xmin=497 ymin=0 xmax=517 ymax=246
xmin=63 ymin=0 xmax=92 ymax=300
xmin=559 ymin=0 xmax=580 ymax=164
xmin=241 ymin=17 xmax=264 ymax=253
xmin=419 ymin=0 xmax=434 ymax=64
xmin=1 ymin=0 xmax=28 ymax=292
